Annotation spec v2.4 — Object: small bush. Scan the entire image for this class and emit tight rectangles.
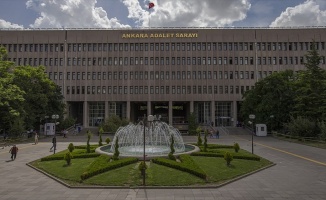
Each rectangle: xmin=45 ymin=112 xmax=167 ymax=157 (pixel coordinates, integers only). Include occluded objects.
xmin=68 ymin=143 xmax=74 ymax=153
xmin=138 ymin=161 xmax=148 ymax=171
xmin=64 ymin=152 xmax=73 ymax=165
xmin=234 ymin=143 xmax=240 ymax=153
xmin=196 ymin=127 xmax=202 ymax=146
xmin=203 ymin=130 xmax=208 ymax=152
xmin=99 ymin=127 xmax=104 ymax=146
xmin=224 ymin=152 xmax=233 ymax=166
xmin=168 ymin=152 xmax=176 ymax=161
xmin=105 ymin=137 xmax=111 ymax=144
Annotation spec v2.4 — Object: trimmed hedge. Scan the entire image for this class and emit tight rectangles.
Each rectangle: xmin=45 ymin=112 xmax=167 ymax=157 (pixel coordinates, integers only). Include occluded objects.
xmin=191 ymin=152 xmax=261 ymax=161
xmin=81 ymin=156 xmax=138 ymax=180
xmin=152 ymin=155 xmax=207 ymax=179
xmin=74 ymin=145 xmax=98 ymax=149
xmin=41 ymin=152 xmax=100 ymax=161
xmin=195 ymin=143 xmax=234 ymax=149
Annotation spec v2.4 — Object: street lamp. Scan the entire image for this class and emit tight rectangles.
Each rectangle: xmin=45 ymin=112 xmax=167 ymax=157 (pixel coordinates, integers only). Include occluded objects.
xmin=52 ymin=114 xmax=59 ymax=135
xmin=249 ymin=114 xmax=255 ymax=154
xmin=142 ymin=114 xmax=154 ymax=186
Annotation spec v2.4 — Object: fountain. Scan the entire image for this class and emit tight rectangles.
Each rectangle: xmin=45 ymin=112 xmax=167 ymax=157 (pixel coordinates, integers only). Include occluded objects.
xmin=96 ymin=117 xmax=199 ymax=159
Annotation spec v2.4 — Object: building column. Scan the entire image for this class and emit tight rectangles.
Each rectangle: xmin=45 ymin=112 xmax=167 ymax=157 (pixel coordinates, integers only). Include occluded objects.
xmin=233 ymin=101 xmax=237 ymax=127
xmin=190 ymin=101 xmax=194 ymax=113
xmin=83 ymin=101 xmax=88 ymax=128
xmin=169 ymin=101 xmax=173 ymax=125
xmin=147 ymin=101 xmax=151 ymax=116
xmin=126 ymin=101 xmax=131 ymax=121
xmin=211 ymin=101 xmax=215 ymax=127
xmin=105 ymin=101 xmax=109 ymax=119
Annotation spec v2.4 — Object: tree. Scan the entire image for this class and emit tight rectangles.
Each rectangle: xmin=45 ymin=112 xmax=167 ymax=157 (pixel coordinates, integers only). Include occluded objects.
xmin=101 ymin=115 xmax=129 ymax=133
xmin=0 ymin=47 xmax=25 ymax=135
xmin=168 ymin=135 xmax=176 ymax=160
xmin=112 ymin=138 xmax=120 ymax=160
xmin=98 ymin=127 xmax=104 ymax=146
xmin=240 ymin=70 xmax=296 ymax=131
xmin=13 ymin=65 xmax=65 ymax=130
xmin=293 ymin=42 xmax=326 ymax=121
xmin=196 ymin=127 xmax=202 ymax=146
xmin=203 ymin=130 xmax=208 ymax=152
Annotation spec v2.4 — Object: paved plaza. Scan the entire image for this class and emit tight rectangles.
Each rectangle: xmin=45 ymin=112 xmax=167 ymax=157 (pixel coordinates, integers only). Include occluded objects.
xmin=1 ymin=131 xmax=326 ymax=200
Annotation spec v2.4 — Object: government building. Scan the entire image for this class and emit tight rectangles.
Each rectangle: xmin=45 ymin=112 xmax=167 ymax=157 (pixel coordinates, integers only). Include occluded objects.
xmin=1 ymin=28 xmax=325 ymax=129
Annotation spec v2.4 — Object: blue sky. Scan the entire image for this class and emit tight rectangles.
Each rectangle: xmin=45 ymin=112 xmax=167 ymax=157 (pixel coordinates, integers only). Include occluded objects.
xmin=0 ymin=0 xmax=326 ymax=29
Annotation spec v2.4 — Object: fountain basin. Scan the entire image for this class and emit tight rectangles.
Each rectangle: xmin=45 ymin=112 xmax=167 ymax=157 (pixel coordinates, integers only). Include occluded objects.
xmin=95 ymin=144 xmax=200 ymax=160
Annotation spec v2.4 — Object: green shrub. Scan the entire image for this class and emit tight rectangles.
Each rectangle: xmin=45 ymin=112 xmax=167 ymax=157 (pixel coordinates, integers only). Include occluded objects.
xmin=41 ymin=152 xmax=100 ymax=161
xmin=86 ymin=130 xmax=92 ymax=153
xmin=191 ymin=152 xmax=261 ymax=161
xmin=224 ymin=152 xmax=233 ymax=166
xmin=68 ymin=143 xmax=74 ymax=153
xmin=234 ymin=143 xmax=240 ymax=153
xmin=81 ymin=156 xmax=138 ymax=180
xmin=203 ymin=130 xmax=208 ymax=152
xmin=284 ymin=116 xmax=317 ymax=138
xmin=105 ymin=137 xmax=111 ymax=144
xmin=98 ymin=127 xmax=104 ymax=146
xmin=138 ymin=161 xmax=147 ymax=171
xmin=64 ymin=152 xmax=73 ymax=165
xmin=112 ymin=138 xmax=120 ymax=160
xmin=168 ymin=152 xmax=176 ymax=161
xmin=196 ymin=127 xmax=202 ymax=146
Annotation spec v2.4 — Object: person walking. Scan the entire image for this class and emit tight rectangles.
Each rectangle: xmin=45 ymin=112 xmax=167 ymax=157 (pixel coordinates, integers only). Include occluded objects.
xmin=9 ymin=144 xmax=18 ymax=160
xmin=216 ymin=130 xmax=220 ymax=139
xmin=50 ymin=135 xmax=57 ymax=154
xmin=34 ymin=132 xmax=39 ymax=144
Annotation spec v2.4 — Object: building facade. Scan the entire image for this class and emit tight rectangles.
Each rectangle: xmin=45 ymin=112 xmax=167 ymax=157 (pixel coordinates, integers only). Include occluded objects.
xmin=1 ymin=28 xmax=326 ymax=128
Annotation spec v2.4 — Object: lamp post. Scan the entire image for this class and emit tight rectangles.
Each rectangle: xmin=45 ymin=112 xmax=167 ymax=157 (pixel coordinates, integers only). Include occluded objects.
xmin=52 ymin=114 xmax=59 ymax=135
xmin=44 ymin=116 xmax=49 ymax=136
xmin=249 ymin=114 xmax=255 ymax=154
xmin=142 ymin=114 xmax=154 ymax=186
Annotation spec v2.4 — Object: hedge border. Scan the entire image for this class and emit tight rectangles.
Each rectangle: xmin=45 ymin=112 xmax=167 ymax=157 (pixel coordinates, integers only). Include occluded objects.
xmin=81 ymin=156 xmax=138 ymax=180
xmin=191 ymin=152 xmax=261 ymax=161
xmin=152 ymin=155 xmax=207 ymax=179
xmin=41 ymin=153 xmax=100 ymax=161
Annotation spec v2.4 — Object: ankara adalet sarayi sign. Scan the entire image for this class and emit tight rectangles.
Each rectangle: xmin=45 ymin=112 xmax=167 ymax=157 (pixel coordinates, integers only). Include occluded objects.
xmin=122 ymin=33 xmax=198 ymax=39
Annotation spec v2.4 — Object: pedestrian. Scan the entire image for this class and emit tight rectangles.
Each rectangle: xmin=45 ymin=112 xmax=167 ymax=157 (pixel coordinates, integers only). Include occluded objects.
xmin=9 ymin=144 xmax=18 ymax=160
xmin=50 ymin=135 xmax=57 ymax=154
xmin=216 ymin=130 xmax=220 ymax=139
xmin=63 ymin=129 xmax=67 ymax=138
xmin=34 ymin=132 xmax=39 ymax=144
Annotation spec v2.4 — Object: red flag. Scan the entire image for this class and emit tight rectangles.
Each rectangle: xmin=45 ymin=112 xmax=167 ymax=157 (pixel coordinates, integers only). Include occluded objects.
xmin=149 ymin=2 xmax=155 ymax=9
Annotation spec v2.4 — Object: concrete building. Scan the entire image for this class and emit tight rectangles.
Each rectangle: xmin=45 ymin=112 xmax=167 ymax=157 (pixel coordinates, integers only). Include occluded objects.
xmin=1 ymin=28 xmax=325 ymax=128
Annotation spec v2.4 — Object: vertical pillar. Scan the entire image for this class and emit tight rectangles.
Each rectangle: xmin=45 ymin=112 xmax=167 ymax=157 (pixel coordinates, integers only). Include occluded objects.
xmin=169 ymin=101 xmax=173 ymax=125
xmin=190 ymin=101 xmax=194 ymax=113
xmin=233 ymin=101 xmax=237 ymax=127
xmin=126 ymin=101 xmax=131 ymax=121
xmin=105 ymin=101 xmax=109 ymax=119
xmin=147 ymin=101 xmax=151 ymax=116
xmin=211 ymin=101 xmax=215 ymax=127
xmin=83 ymin=101 xmax=88 ymax=128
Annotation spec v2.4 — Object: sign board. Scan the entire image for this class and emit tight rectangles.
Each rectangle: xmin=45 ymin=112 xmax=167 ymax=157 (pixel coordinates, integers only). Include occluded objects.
xmin=249 ymin=114 xmax=256 ymax=119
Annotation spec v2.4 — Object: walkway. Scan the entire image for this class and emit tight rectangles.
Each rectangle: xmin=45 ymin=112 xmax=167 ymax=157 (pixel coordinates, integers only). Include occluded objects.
xmin=0 ymin=131 xmax=325 ymax=200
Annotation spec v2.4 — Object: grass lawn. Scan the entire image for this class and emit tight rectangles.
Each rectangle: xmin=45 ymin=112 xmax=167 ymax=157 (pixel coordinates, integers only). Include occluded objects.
xmin=31 ymin=144 xmax=273 ymax=187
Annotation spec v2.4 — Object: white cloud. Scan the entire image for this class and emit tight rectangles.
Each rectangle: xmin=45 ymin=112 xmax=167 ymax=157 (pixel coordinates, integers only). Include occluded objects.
xmin=0 ymin=19 xmax=24 ymax=29
xmin=26 ymin=0 xmax=130 ymax=28
xmin=270 ymin=0 xmax=326 ymax=27
xmin=122 ymin=0 xmax=251 ymax=27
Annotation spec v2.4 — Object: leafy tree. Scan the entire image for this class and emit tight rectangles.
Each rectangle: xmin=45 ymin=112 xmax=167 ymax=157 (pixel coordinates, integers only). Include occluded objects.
xmin=284 ymin=116 xmax=316 ymax=137
xmin=188 ymin=112 xmax=198 ymax=135
xmin=68 ymin=143 xmax=75 ymax=153
xmin=101 ymin=115 xmax=129 ymax=133
xmin=12 ymin=65 xmax=65 ymax=130
xmin=240 ymin=70 xmax=296 ymax=131
xmin=0 ymin=47 xmax=25 ymax=135
xmin=293 ymin=42 xmax=326 ymax=121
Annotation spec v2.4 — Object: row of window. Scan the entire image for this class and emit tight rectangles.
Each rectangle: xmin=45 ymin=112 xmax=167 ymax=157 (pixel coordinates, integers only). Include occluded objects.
xmin=49 ymin=70 xmax=274 ymax=81
xmin=66 ymin=85 xmax=253 ymax=95
xmin=3 ymin=41 xmax=325 ymax=53
xmin=9 ymin=56 xmax=326 ymax=67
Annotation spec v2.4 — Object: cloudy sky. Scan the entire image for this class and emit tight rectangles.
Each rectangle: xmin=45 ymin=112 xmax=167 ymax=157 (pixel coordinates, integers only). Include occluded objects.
xmin=0 ymin=0 xmax=326 ymax=29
